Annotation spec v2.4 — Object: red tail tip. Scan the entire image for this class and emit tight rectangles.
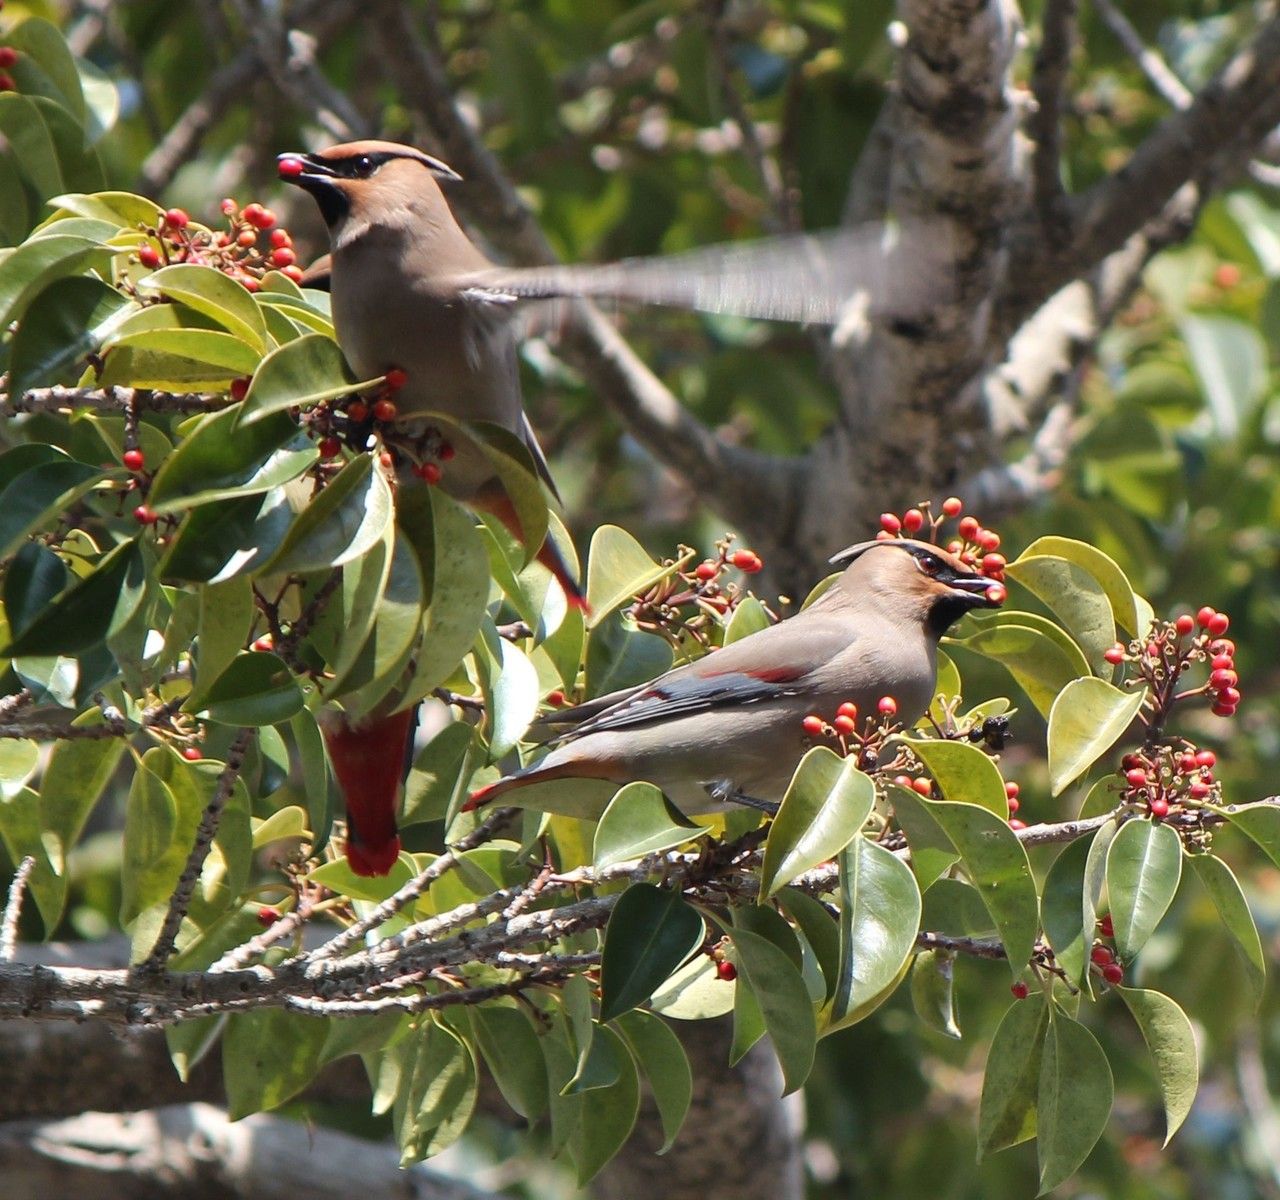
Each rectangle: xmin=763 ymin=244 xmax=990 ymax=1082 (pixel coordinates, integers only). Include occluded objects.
xmin=462 ymin=782 xmax=499 ymax=813
xmin=346 ymin=835 xmax=402 ymax=877
xmin=566 ymin=591 xmax=591 ymax=615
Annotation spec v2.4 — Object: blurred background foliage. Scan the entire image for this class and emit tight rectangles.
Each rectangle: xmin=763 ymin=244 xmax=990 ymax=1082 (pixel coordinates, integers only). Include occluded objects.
xmin=3 ymin=0 xmax=1280 ymax=1196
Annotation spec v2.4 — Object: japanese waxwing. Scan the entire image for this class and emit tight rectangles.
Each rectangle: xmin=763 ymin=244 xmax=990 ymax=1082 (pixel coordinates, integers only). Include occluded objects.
xmin=466 ymin=538 xmax=1003 ymax=813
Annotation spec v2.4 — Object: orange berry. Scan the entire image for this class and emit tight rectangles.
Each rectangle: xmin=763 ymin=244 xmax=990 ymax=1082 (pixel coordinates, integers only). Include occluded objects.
xmin=731 ymin=549 xmax=763 ymax=573
xmin=941 ymin=497 xmax=963 ymax=517
xmin=802 ymin=715 xmax=825 ymax=737
xmin=879 ymin=513 xmax=901 ymax=534
xmin=902 ymin=508 xmax=924 ymax=534
xmin=836 ymin=701 xmax=858 ymax=721
xmin=833 ymin=714 xmax=856 ymax=736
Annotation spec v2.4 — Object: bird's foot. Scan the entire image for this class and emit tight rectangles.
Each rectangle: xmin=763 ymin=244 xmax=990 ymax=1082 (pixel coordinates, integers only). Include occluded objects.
xmin=704 ymin=778 xmax=779 ymax=816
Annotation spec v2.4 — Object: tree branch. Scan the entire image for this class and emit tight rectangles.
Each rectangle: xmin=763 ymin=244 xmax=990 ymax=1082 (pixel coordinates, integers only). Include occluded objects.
xmin=1029 ymin=0 xmax=1078 ymax=239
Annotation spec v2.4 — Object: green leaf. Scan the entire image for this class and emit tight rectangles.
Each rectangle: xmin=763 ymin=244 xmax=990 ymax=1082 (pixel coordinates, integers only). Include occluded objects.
xmin=585 ymin=525 xmax=677 ymax=627
xmin=8 ymin=275 xmax=134 ymax=397
xmin=148 ymin=408 xmax=301 ymax=512
xmin=614 ymin=1009 xmax=692 ymax=1153
xmin=223 ymin=1010 xmax=329 ymax=1119
xmin=192 ymin=652 xmax=303 ymax=726
xmin=956 ymin=620 xmax=1089 ymax=719
xmin=779 ymin=888 xmax=842 ymax=1004
xmin=8 ymin=18 xmax=86 ymax=119
xmin=39 ymin=712 xmax=127 ymax=863
xmin=309 ymin=854 xmax=415 ymax=903
xmin=1004 ymin=555 xmax=1117 ymax=673
xmin=195 ymin=578 xmax=255 ymax=694
xmin=1223 ymin=802 xmax=1280 ymax=871
xmin=0 ymin=234 xmax=104 ymax=330
xmin=560 ymin=1025 xmax=640 ymax=1184
xmin=898 ymin=736 xmax=1008 ymax=816
xmin=0 ymin=455 xmax=103 ymax=560
xmin=1179 ymin=312 xmax=1267 ymax=439
xmin=99 ymin=328 xmax=263 ymax=387
xmin=825 ymin=836 xmax=920 ymax=1030
xmin=1106 ymin=818 xmax=1182 ymax=961
xmin=760 ymin=747 xmax=874 ymax=897
xmin=236 ymin=332 xmax=367 ymax=424
xmin=287 ymin=710 xmax=332 ymax=855
xmin=468 ymin=1004 xmax=548 ymax=1121
xmin=979 ymin=995 xmax=1050 ymax=1155
xmin=1117 ymin=986 xmax=1199 ymax=1145
xmin=911 ymin=949 xmax=961 ymax=1039
xmin=1189 ymin=853 xmax=1265 ymax=1007
xmin=1037 ymin=1013 xmax=1113 ymax=1193
xmin=1046 ymin=677 xmax=1146 ymax=795
xmin=46 ymin=190 xmax=161 ymax=228
xmin=0 ymin=787 xmax=62 ymax=934
xmin=261 ymin=453 xmax=393 ymax=575
xmin=159 ymin=489 xmax=295 ymax=583
xmin=396 ymin=1017 xmax=477 ymax=1164
xmin=889 ymin=783 xmax=958 ymax=890
xmin=729 ymin=926 xmax=816 ymax=1094
xmin=896 ymin=792 xmax=1039 ymax=972
xmin=724 ymin=595 xmax=770 ymax=643
xmin=137 ymin=264 xmax=268 ymax=354
xmin=1 ymin=539 xmax=145 ymax=658
xmin=0 ymin=94 xmax=103 ymax=207
xmin=402 ymin=721 xmax=475 ymax=828
xmin=1041 ymin=834 xmax=1095 ymax=988
xmin=593 ymin=781 xmax=703 ymax=870
xmin=1018 ymin=536 xmax=1144 ymax=637
xmin=599 ymin=883 xmax=704 ymax=1022
xmin=464 ymin=419 xmax=550 ymax=565
xmin=585 ymin=611 xmax=673 ymax=698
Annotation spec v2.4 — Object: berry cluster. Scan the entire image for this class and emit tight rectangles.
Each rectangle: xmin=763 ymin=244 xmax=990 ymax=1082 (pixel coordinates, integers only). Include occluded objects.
xmin=0 ymin=42 xmax=16 ymax=93
xmin=1118 ymin=744 xmax=1220 ymax=820
xmin=877 ymin=497 xmax=1008 ymax=604
xmin=628 ymin=537 xmax=770 ymax=650
xmin=1105 ymin=606 xmax=1240 ymax=720
xmin=130 ymin=199 xmax=303 ymax=291
xmin=1005 ymin=780 xmax=1025 ymax=830
xmin=1090 ymin=914 xmax=1124 ymax=986
xmin=801 ymin=695 xmax=899 ymax=771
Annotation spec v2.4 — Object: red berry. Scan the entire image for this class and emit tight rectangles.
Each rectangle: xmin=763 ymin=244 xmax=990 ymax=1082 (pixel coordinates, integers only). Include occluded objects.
xmin=1195 ymin=750 xmax=1216 ymax=768
xmin=1009 ymin=818 xmax=1027 ymax=830
xmin=236 ymin=229 xmax=258 ymax=248
xmin=894 ymin=775 xmax=914 ymax=789
xmin=133 ymin=505 xmax=157 ymax=525
xmin=802 ymin=715 xmax=825 ymax=738
xmin=1102 ymin=962 xmax=1124 ymax=985
xmin=695 ymin=560 xmax=718 ymax=581
xmin=731 ymin=549 xmax=763 ymax=573
xmin=318 ymin=436 xmax=341 ymax=459
xmin=1178 ymin=753 xmax=1197 ymax=773
xmin=546 ymin=690 xmax=566 ymax=707
xmin=1215 ymin=262 xmax=1242 ymax=289
xmin=836 ymin=701 xmax=858 ymax=721
xmin=1149 ymin=796 xmax=1169 ymax=818
xmin=384 ymin=367 xmax=408 ymax=390
xmin=833 ymin=714 xmax=856 ymax=736
xmin=1211 ymin=655 xmax=1234 ymax=672
xmin=985 ymin=582 xmax=1007 ymax=605
xmin=1010 ymin=980 xmax=1030 ymax=999
xmin=716 ymin=959 xmax=737 ymax=982
xmin=1206 ymin=612 xmax=1230 ymax=636
xmin=1098 ymin=914 xmax=1114 ymax=938
xmin=379 ymin=451 xmax=394 ymax=469
xmin=982 ymin=553 xmax=1006 ymax=574
xmin=1188 ymin=781 xmax=1211 ymax=799
xmin=252 ymin=636 xmax=273 ymax=652
xmin=122 ymin=448 xmax=145 ymax=472
xmin=1007 ymin=796 xmax=1020 ymax=813
xmin=912 ymin=776 xmax=932 ymax=797
xmin=1174 ymin=614 xmax=1195 ymax=636
xmin=270 ymin=246 xmax=296 ymax=268
xmin=278 ymin=157 xmax=305 ymax=179
xmin=1196 ymin=606 xmax=1217 ymax=628
xmin=244 ymin=204 xmax=276 ymax=230
xmin=902 ymin=508 xmax=924 ymax=534
xmin=0 ymin=72 xmax=14 ymax=92
xmin=1210 ymin=668 xmax=1237 ymax=689
xmin=269 ymin=229 xmax=292 ymax=248
xmin=1218 ymin=686 xmax=1241 ymax=707
xmin=1212 ymin=702 xmax=1238 ymax=718
xmin=877 ymin=696 xmax=897 ymax=716
xmin=879 ymin=513 xmax=901 ymax=534
xmin=942 ymin=497 xmax=963 ymax=517
xmin=1125 ymin=768 xmax=1147 ymax=789
xmin=181 ymin=746 xmax=202 ymax=761
xmin=1004 ymin=781 xmax=1020 ymax=800
xmin=373 ymin=398 xmax=398 ymax=423
xmin=957 ymin=516 xmax=980 ymax=541
xmin=0 ymin=47 xmax=17 ymax=69
xmin=230 ymin=377 xmax=251 ymax=402
xmin=164 ymin=207 xmax=189 ymax=229
xmin=257 ymin=906 xmax=279 ymax=927
xmin=1209 ymin=639 xmax=1236 ymax=657
xmin=946 ymin=540 xmax=963 ymax=554
xmin=439 ymin=443 xmax=456 ymax=461
xmin=413 ymin=462 xmax=442 ymax=485
xmin=1091 ymin=945 xmax=1114 ymax=966
xmin=281 ymin=265 xmax=305 ymax=284
xmin=220 ymin=197 xmax=238 ymax=215
xmin=875 ymin=530 xmax=895 ymax=542
xmin=977 ymin=529 xmax=1001 ymax=552
xmin=138 ymin=244 xmax=161 ymax=268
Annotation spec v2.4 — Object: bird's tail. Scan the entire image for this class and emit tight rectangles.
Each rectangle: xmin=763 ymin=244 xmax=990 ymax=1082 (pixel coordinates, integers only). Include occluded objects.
xmin=462 ymin=759 xmax=602 ymax=811
xmin=471 ymin=487 xmax=589 ymax=612
xmin=320 ymin=706 xmax=417 ymax=876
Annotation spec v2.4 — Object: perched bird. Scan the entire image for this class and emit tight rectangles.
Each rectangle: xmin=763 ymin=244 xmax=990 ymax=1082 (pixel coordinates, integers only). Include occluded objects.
xmin=466 ymin=538 xmax=1003 ymax=812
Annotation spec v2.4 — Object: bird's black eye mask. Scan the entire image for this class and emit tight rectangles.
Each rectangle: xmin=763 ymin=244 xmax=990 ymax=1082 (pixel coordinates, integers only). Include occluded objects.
xmin=280 ymin=149 xmax=463 ymax=226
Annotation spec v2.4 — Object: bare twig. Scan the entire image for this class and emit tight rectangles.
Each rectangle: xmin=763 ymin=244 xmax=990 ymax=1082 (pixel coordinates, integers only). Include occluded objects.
xmin=1091 ymin=0 xmax=1191 ymax=109
xmin=1 ymin=857 xmax=35 ymax=961
xmin=1 ymin=385 xmax=226 ymax=418
xmin=1029 ymin=0 xmax=1078 ymax=239
xmin=137 ymin=728 xmax=255 ymax=973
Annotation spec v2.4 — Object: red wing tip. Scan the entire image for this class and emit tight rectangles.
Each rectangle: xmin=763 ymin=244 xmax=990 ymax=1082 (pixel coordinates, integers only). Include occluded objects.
xmin=566 ymin=592 xmax=591 ymax=615
xmin=346 ymin=836 xmax=403 ymax=877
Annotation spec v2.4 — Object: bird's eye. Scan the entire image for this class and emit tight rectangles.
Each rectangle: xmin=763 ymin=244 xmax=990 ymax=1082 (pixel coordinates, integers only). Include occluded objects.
xmin=352 ymin=155 xmax=376 ymax=178
xmin=916 ymin=555 xmax=943 ymax=576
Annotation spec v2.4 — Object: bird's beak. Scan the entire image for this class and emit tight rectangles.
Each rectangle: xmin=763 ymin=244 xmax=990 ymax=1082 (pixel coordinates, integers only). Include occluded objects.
xmin=945 ymin=575 xmax=1004 ymax=607
xmin=277 ymin=152 xmax=337 ymax=187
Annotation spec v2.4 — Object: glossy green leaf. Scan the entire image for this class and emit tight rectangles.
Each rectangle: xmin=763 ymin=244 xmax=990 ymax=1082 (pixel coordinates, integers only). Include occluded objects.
xmin=826 ymin=836 xmax=920 ymax=1030
xmin=1017 ymin=536 xmax=1143 ymax=637
xmin=899 ymin=736 xmax=1008 ymax=816
xmin=761 ymin=746 xmax=875 ymax=897
xmin=1004 ymin=555 xmax=1117 ymax=673
xmin=560 ymin=1025 xmax=640 ymax=1184
xmin=1106 ymin=818 xmax=1182 ymax=961
xmin=0 ymin=234 xmax=104 ymax=330
xmin=648 ymin=952 xmax=737 ymax=1020
xmin=261 ymin=453 xmax=393 ymax=574
xmin=889 ymin=783 xmax=959 ymax=890
xmin=1189 ymin=853 xmax=1265 ymax=1006
xmin=585 ymin=611 xmax=673 ymax=698
xmin=1041 ymin=834 xmax=1095 ymax=988
xmin=0 ymin=787 xmax=62 ymax=934
xmin=468 ymin=1004 xmax=548 ymax=1122
xmin=39 ymin=711 xmax=127 ymax=865
xmin=600 ymin=883 xmax=704 ymax=1022
xmin=0 ymin=456 xmax=103 ymax=560
xmin=956 ymin=621 xmax=1088 ymax=719
xmin=978 ymin=995 xmax=1050 ymax=1155
xmin=594 ymin=781 xmax=703 ymax=869
xmin=159 ymin=489 xmax=294 ymax=583
xmin=1179 ymin=313 xmax=1267 ymax=439
xmin=223 ymin=1010 xmax=329 ymax=1119
xmin=480 ymin=632 xmax=540 ymax=759
xmin=585 ymin=524 xmax=678 ymax=627
xmin=614 ymin=1008 xmax=692 ymax=1153
xmin=195 ymin=578 xmax=254 ymax=693
xmin=1037 ymin=1013 xmax=1113 ymax=1193
xmin=309 ymin=854 xmax=415 ymax=903
xmin=235 ymin=332 xmax=367 ymax=424
xmin=724 ymin=595 xmax=770 ymax=643
xmin=137 ymin=263 xmax=267 ymax=354
xmin=8 ymin=275 xmax=134 ymax=397
xmin=1223 ymin=802 xmax=1280 ymax=871
xmin=465 ymin=419 xmax=550 ymax=565
xmin=402 ymin=721 xmax=475 ymax=828
xmin=395 ymin=1017 xmax=477 ymax=1165
xmin=46 ymin=190 xmax=160 ymax=228
xmin=779 ymin=887 xmax=842 ymax=1004
xmin=191 ymin=651 xmax=303 ymax=727
xmin=729 ymin=926 xmax=816 ymax=1094
xmin=1117 ymin=986 xmax=1199 ymax=1145
xmin=1047 ymin=677 xmax=1146 ymax=795
xmin=99 ymin=328 xmax=263 ymax=386
xmin=911 ymin=949 xmax=961 ymax=1039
